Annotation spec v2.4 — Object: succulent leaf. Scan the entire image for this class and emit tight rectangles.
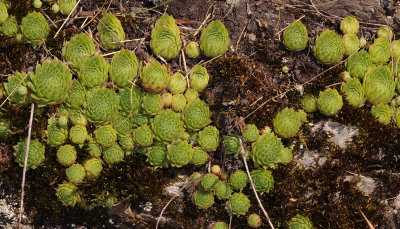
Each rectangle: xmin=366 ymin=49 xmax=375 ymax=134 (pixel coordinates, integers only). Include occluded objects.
xmin=283 ymin=20 xmax=308 ymax=51
xmin=0 ymin=16 xmax=18 ymax=37
xmin=194 ymin=189 xmax=214 ymax=209
xmin=4 ymin=71 xmax=31 ymax=105
xmin=0 ymin=2 xmax=8 ymax=24
xmin=312 ymin=29 xmax=344 ymax=64
xmin=344 ymin=49 xmax=372 ymax=79
xmin=84 ymin=158 xmax=103 ymax=177
xmin=341 ymin=77 xmax=365 ymax=107
xmin=14 ymin=139 xmax=45 ymax=169
xmin=169 ymin=72 xmax=186 ymax=94
xmin=191 ymin=147 xmax=208 ymax=165
xmin=171 ymin=93 xmax=186 ymax=112
xmin=340 ymin=16 xmax=359 ymax=34
xmin=250 ymin=169 xmax=274 ymax=194
xmin=139 ymin=60 xmax=170 ymax=93
xmin=273 ymin=107 xmax=306 ymax=138
xmin=66 ymin=163 xmax=85 ymax=183
xmin=201 ymin=173 xmax=219 ymax=191
xmin=62 ymin=33 xmax=96 ymax=71
xmin=97 ymin=13 xmax=125 ymax=50
xmin=200 ymin=20 xmax=230 ymax=58
xmin=182 ymin=98 xmax=212 ymax=131
xmin=110 ymin=49 xmax=138 ymax=88
xmin=317 ymin=88 xmax=343 ymax=116
xmin=132 ymin=124 xmax=153 ymax=147
xmin=150 ymin=14 xmax=182 ymax=60
xmin=56 ymin=183 xmax=80 ymax=206
xmin=118 ymin=86 xmax=142 ymax=114
xmin=185 ymin=41 xmax=200 ymax=58
xmin=66 ymin=80 xmax=86 ymax=108
xmin=146 ymin=146 xmax=168 ymax=168
xmin=369 ymin=37 xmax=390 ymax=64
xmin=142 ymin=93 xmax=163 ymax=115
xmin=79 ymin=55 xmax=109 ymax=88
xmin=363 ymin=65 xmax=395 ymax=105
xmin=371 ymin=104 xmax=394 ymax=125
xmin=189 ymin=65 xmax=209 ymax=92
xmin=230 ymin=170 xmax=248 ymax=190
xmin=57 ymin=0 xmax=76 ymax=15
xmin=94 ymin=124 xmax=117 ymax=147
xmin=167 ymin=140 xmax=192 ymax=167
xmin=151 ymin=109 xmax=184 ymax=143
xmin=56 ymin=144 xmax=77 ymax=166
xmin=251 ymin=131 xmax=287 ymax=168
xmin=215 ymin=180 xmax=233 ymax=200
xmin=103 ymin=144 xmax=124 ymax=164
xmin=84 ymin=87 xmax=119 ymax=125
xmin=229 ymin=192 xmax=250 ymax=216
xmin=342 ymin=33 xmax=359 ymax=56
xmin=20 ymin=12 xmax=50 ymax=47
xmin=198 ymin=125 xmax=220 ymax=152
xmin=69 ymin=125 xmax=88 ymax=144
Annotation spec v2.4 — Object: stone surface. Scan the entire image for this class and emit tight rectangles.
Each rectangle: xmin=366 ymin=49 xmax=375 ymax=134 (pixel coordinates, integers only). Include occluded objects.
xmin=311 ymin=120 xmax=358 ymax=149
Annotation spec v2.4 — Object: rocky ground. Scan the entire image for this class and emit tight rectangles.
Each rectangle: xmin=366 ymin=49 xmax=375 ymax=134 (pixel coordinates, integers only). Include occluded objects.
xmin=1 ymin=0 xmax=400 ymax=228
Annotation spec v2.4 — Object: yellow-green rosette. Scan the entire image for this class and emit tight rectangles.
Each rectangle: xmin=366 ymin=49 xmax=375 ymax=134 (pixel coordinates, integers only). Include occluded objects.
xmin=182 ymin=98 xmax=212 ymax=131
xmin=56 ymin=183 xmax=80 ymax=207
xmin=132 ymin=124 xmax=153 ymax=147
xmin=215 ymin=180 xmax=232 ymax=200
xmin=97 ymin=13 xmax=125 ymax=50
xmin=395 ymin=108 xmax=400 ymax=128
xmin=198 ymin=125 xmax=220 ymax=152
xmin=20 ymin=12 xmax=50 ymax=47
xmin=391 ymin=40 xmax=400 ymax=62
xmin=3 ymin=71 xmax=31 ymax=105
xmin=110 ymin=49 xmax=138 ymax=88
xmin=169 ymin=72 xmax=187 ymax=94
xmin=229 ymin=192 xmax=250 ymax=216
xmin=185 ymin=41 xmax=200 ymax=58
xmin=377 ymin=26 xmax=393 ymax=40
xmin=317 ymin=88 xmax=343 ymax=116
xmin=161 ymin=92 xmax=172 ymax=107
xmin=340 ymin=16 xmax=359 ymax=34
xmin=103 ymin=144 xmax=124 ymax=164
xmin=167 ymin=140 xmax=192 ymax=167
xmin=146 ymin=145 xmax=168 ymax=168
xmin=57 ymin=0 xmax=76 ymax=15
xmin=194 ymin=189 xmax=214 ymax=209
xmin=200 ymin=20 xmax=230 ymax=58
xmin=142 ymin=93 xmax=163 ymax=115
xmin=344 ymin=49 xmax=372 ymax=79
xmin=79 ymin=55 xmax=109 ymax=88
xmin=56 ymin=144 xmax=77 ymax=166
xmin=171 ymin=94 xmax=186 ymax=112
xmin=66 ymin=163 xmax=85 ymax=184
xmin=273 ymin=107 xmax=306 ymax=138
xmin=371 ymin=104 xmax=394 ymax=125
xmin=369 ymin=37 xmax=390 ymax=64
xmin=151 ymin=109 xmax=184 ymax=143
xmin=62 ymin=33 xmax=96 ymax=71
xmin=84 ymin=87 xmax=119 ymax=125
xmin=283 ymin=20 xmax=308 ymax=51
xmin=69 ymin=125 xmax=88 ymax=144
xmin=250 ymin=169 xmax=274 ymax=194
xmin=289 ymin=214 xmax=313 ymax=229
xmin=84 ymin=158 xmax=103 ymax=178
xmin=230 ymin=170 xmax=248 ymax=190
xmin=150 ymin=14 xmax=181 ymax=60
xmin=0 ymin=2 xmax=8 ymax=24
xmin=342 ymin=33 xmax=359 ymax=56
xmin=189 ymin=65 xmax=209 ymax=92
xmin=139 ymin=60 xmax=170 ymax=93
xmin=0 ymin=16 xmax=18 ymax=37
xmin=312 ymin=29 xmax=344 ymax=65
xmin=242 ymin=124 xmax=259 ymax=142
xmin=184 ymin=88 xmax=199 ymax=102
xmin=363 ymin=65 xmax=395 ymax=105
xmin=94 ymin=124 xmax=117 ymax=148
xmin=301 ymin=94 xmax=317 ymax=113
xmin=341 ymin=77 xmax=365 ymax=108
xmin=14 ymin=139 xmax=45 ymax=169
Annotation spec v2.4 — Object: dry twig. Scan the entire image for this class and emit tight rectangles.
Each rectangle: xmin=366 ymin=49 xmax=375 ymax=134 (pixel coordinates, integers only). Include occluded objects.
xmin=54 ymin=0 xmax=82 ymax=38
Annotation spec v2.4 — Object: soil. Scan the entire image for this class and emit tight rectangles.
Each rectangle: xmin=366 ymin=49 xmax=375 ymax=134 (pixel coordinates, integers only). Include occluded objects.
xmin=1 ymin=0 xmax=400 ymax=228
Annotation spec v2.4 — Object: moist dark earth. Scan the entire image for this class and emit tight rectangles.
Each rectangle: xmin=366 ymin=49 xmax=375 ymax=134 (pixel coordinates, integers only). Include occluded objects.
xmin=1 ymin=0 xmax=400 ymax=228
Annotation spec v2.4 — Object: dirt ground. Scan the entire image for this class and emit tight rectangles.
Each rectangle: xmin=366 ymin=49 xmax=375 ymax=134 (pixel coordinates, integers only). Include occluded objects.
xmin=1 ymin=0 xmax=400 ymax=228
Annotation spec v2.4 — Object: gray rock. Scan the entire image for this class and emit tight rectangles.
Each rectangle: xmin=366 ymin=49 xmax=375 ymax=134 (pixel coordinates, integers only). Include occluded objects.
xmin=311 ymin=120 xmax=358 ymax=149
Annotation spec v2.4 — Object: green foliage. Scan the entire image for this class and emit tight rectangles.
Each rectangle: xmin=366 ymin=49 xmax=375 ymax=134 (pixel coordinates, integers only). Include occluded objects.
xmin=62 ymin=33 xmax=95 ymax=71
xmin=363 ymin=65 xmax=395 ymax=105
xmin=161 ymin=92 xmax=173 ymax=107
xmin=191 ymin=147 xmax=208 ymax=165
xmin=146 ymin=145 xmax=168 ymax=168
xmin=84 ymin=158 xmax=103 ymax=178
xmin=371 ymin=104 xmax=394 ymax=125
xmin=251 ymin=130 xmax=289 ymax=168
xmin=20 ymin=12 xmax=50 ymax=47
xmin=110 ymin=49 xmax=138 ymax=88
xmin=369 ymin=37 xmax=390 ymax=64
xmin=190 ymin=172 xmax=203 ymax=186
xmin=140 ymin=60 xmax=170 ymax=93
xmin=341 ymin=77 xmax=365 ymax=107
xmin=212 ymin=222 xmax=228 ymax=229
xmin=289 ymin=214 xmax=313 ymax=229
xmin=58 ymin=0 xmax=76 ymax=15
xmin=283 ymin=20 xmax=308 ymax=51
xmin=103 ymin=144 xmax=124 ymax=164
xmin=68 ymin=108 xmax=87 ymax=126
xmin=189 ymin=65 xmax=209 ymax=92
xmin=66 ymin=163 xmax=85 ymax=183
xmin=248 ymin=213 xmax=262 ymax=228
xmin=342 ymin=33 xmax=359 ymax=56
xmin=97 ymin=13 xmax=125 ymax=50
xmin=0 ymin=119 xmax=10 ymax=139
xmin=340 ymin=16 xmax=359 ymax=34
xmin=28 ymin=59 xmax=72 ymax=106
xmin=301 ymin=94 xmax=317 ymax=113
xmin=46 ymin=119 xmax=68 ymax=147
xmin=230 ymin=170 xmax=248 ymax=190
xmin=84 ymin=87 xmax=119 ymax=125
xmin=185 ymin=41 xmax=201 ymax=58
xmin=133 ymin=124 xmax=153 ymax=146
xmin=118 ymin=134 xmax=134 ymax=150
xmin=194 ymin=189 xmax=214 ymax=209
xmin=200 ymin=20 xmax=230 ymax=58
xmin=273 ymin=107 xmax=306 ymax=138
xmin=66 ymin=80 xmax=86 ymax=108
xmin=198 ymin=126 xmax=220 ymax=151
xmin=377 ymin=26 xmax=393 ymax=40
xmin=69 ymin=125 xmax=88 ymax=144
xmin=151 ymin=109 xmax=184 ymax=143
xmin=250 ymin=169 xmax=274 ymax=194
xmin=222 ymin=134 xmax=240 ymax=156
xmin=150 ymin=14 xmax=181 ymax=60
xmin=242 ymin=124 xmax=259 ymax=142
xmin=395 ymin=108 xmax=400 ymax=128
xmin=344 ymin=49 xmax=372 ymax=79
xmin=391 ymin=40 xmax=400 ymax=61
xmin=312 ymin=29 xmax=344 ymax=64
xmin=56 ymin=183 xmax=80 ymax=206
xmin=182 ymin=99 xmax=211 ymax=131
xmin=215 ymin=180 xmax=232 ymax=200
xmin=201 ymin=173 xmax=219 ymax=191
xmin=86 ymin=140 xmax=102 ymax=157
xmin=0 ymin=2 xmax=7 ymax=24
xmin=169 ymin=72 xmax=186 ymax=94
xmin=79 ymin=55 xmax=109 ymax=88
xmin=56 ymin=144 xmax=77 ymax=166
xmin=14 ymin=139 xmax=45 ymax=169
xmin=118 ymin=86 xmax=142 ymax=114
xmin=0 ymin=16 xmax=18 ymax=37
xmin=171 ymin=94 xmax=186 ymax=112
xmin=184 ymin=88 xmax=199 ymax=102
xmin=112 ymin=113 xmax=134 ymax=135
xmin=94 ymin=124 xmax=117 ymax=147
xmin=167 ymin=140 xmax=192 ymax=167
xmin=229 ymin=192 xmax=250 ymax=216
xmin=317 ymin=88 xmax=343 ymax=116
xmin=142 ymin=93 xmax=163 ymax=115
xmin=4 ymin=71 xmax=31 ymax=105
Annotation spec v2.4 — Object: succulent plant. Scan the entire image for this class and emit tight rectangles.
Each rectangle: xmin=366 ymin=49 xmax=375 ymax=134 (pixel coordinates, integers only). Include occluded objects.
xmin=344 ymin=49 xmax=372 ymax=79
xmin=84 ymin=157 xmax=103 ymax=178
xmin=97 ymin=13 xmax=125 ymax=50
xmin=86 ymin=140 xmax=102 ymax=157
xmin=146 ymin=145 xmax=168 ymax=168
xmin=215 ymin=180 xmax=233 ymax=200
xmin=171 ymin=94 xmax=186 ymax=112
xmin=0 ymin=119 xmax=10 ymax=139
xmin=377 ymin=26 xmax=393 ymax=40
xmin=132 ymin=124 xmax=153 ymax=147
xmin=184 ymin=88 xmax=199 ymax=102
xmin=169 ymin=72 xmax=187 ymax=94
xmin=212 ymin=222 xmax=228 ymax=229
xmin=191 ymin=147 xmax=208 ymax=165
xmin=118 ymin=86 xmax=142 ymax=114
xmin=3 ymin=71 xmax=31 ymax=105
xmin=230 ymin=170 xmax=248 ymax=190
xmin=167 ymin=140 xmax=192 ymax=167
xmin=142 ymin=93 xmax=163 ymax=115
xmin=20 ymin=12 xmax=50 ymax=47
xmin=342 ymin=33 xmax=359 ymax=56
xmin=69 ymin=125 xmax=88 ymax=144
xmin=341 ymin=77 xmax=365 ymax=107
xmin=283 ymin=20 xmax=308 ymax=51
xmin=391 ymin=40 xmax=400 ymax=61
xmin=185 ymin=41 xmax=201 ymax=58
xmin=289 ymin=214 xmax=313 ymax=229
xmin=182 ymin=99 xmax=212 ymax=131
xmin=14 ymin=139 xmax=45 ymax=169
xmin=150 ymin=14 xmax=181 ymax=60
xmin=28 ymin=59 xmax=72 ymax=105
xmin=371 ymin=104 xmax=394 ymax=125
xmin=363 ymin=65 xmax=395 ymax=105
xmin=62 ymin=33 xmax=96 ymax=71
xmin=248 ymin=213 xmax=262 ymax=228
xmin=369 ymin=37 xmax=390 ymax=64
xmin=161 ymin=92 xmax=173 ymax=107
xmin=65 ymin=80 xmax=86 ymax=108
xmin=395 ymin=108 xmax=400 ymax=128
xmin=57 ymin=0 xmax=76 ymax=15
xmin=242 ymin=124 xmax=259 ymax=142
xmin=112 ymin=113 xmax=134 ymax=135
xmin=118 ymin=134 xmax=134 ymax=150
xmin=132 ymin=114 xmax=149 ymax=126
xmin=340 ymin=16 xmax=359 ymax=34
xmin=46 ymin=119 xmax=68 ymax=147
xmin=52 ymin=3 xmax=60 ymax=13
xmin=198 ymin=126 xmax=220 ymax=152
xmin=151 ymin=109 xmax=184 ymax=143
xmin=79 ymin=55 xmax=109 ymax=88
xmin=312 ymin=29 xmax=344 ymax=64
xmin=273 ymin=107 xmax=306 ymax=138
xmin=251 ymin=129 xmax=290 ymax=168
xmin=103 ymin=144 xmax=124 ymax=164
xmin=317 ymin=88 xmax=343 ymax=116
xmin=0 ymin=16 xmax=18 ymax=37
xmin=94 ymin=124 xmax=117 ymax=147
xmin=201 ymin=173 xmax=219 ymax=191
xmin=222 ymin=134 xmax=240 ymax=156
xmin=56 ymin=144 xmax=77 ymax=166
xmin=200 ymin=20 xmax=230 ymax=58
xmin=33 ymin=0 xmax=42 ymax=8
xmin=251 ymin=169 xmax=274 ymax=194
xmin=66 ymin=163 xmax=85 ymax=183
xmin=56 ymin=183 xmax=80 ymax=206
xmin=300 ymin=94 xmax=317 ymax=113
xmin=194 ymin=189 xmax=214 ymax=209
xmin=84 ymin=87 xmax=119 ymax=125
xmin=189 ymin=65 xmax=209 ymax=92
xmin=110 ymin=49 xmax=138 ymax=88
xmin=68 ymin=108 xmax=87 ymax=126
xmin=0 ymin=2 xmax=7 ymax=24
xmin=229 ymin=192 xmax=250 ymax=216
xmin=139 ymin=60 xmax=170 ymax=93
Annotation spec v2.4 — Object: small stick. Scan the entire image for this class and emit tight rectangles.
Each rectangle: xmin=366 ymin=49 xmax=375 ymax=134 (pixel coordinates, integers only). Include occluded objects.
xmin=236 ymin=21 xmax=248 ymax=51
xmin=275 ymin=15 xmax=305 ymax=36
xmin=238 ymin=137 xmax=275 ymax=229
xmin=192 ymin=13 xmax=211 ymax=37
xmin=181 ymin=48 xmax=188 ymax=74
xmin=360 ymin=209 xmax=375 ymax=229
xmin=41 ymin=9 xmax=58 ymax=28
xmin=0 ymin=73 xmax=29 ymax=109
xmin=17 ymin=103 xmax=35 ymax=228
xmin=54 ymin=0 xmax=82 ymax=38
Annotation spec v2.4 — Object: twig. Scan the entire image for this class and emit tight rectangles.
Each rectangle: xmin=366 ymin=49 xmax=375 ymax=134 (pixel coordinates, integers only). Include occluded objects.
xmin=236 ymin=21 xmax=248 ymax=51
xmin=192 ymin=13 xmax=211 ymax=37
xmin=54 ymin=0 xmax=82 ymax=38
xmin=181 ymin=48 xmax=188 ymax=74
xmin=78 ymin=0 xmax=108 ymax=31
xmin=238 ymin=137 xmax=275 ymax=229
xmin=17 ymin=103 xmax=35 ymax=228
xmin=360 ymin=208 xmax=375 ymax=229
xmin=0 ymin=73 xmax=29 ymax=109
xmin=275 ymin=15 xmax=305 ymax=36
xmin=40 ymin=9 xmax=58 ymax=28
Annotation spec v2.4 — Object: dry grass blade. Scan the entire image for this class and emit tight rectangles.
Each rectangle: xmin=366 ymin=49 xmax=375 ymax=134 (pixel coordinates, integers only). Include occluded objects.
xmin=17 ymin=103 xmax=35 ymax=229
xmin=0 ymin=73 xmax=29 ymax=109
xmin=54 ymin=0 xmax=82 ymax=38
xmin=360 ymin=208 xmax=375 ymax=229
xmin=238 ymin=137 xmax=275 ymax=229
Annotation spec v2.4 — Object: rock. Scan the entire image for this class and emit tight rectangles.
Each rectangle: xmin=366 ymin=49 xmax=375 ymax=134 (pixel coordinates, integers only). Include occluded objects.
xmin=294 ymin=150 xmax=327 ymax=170
xmin=311 ymin=120 xmax=358 ymax=149
xmin=344 ymin=174 xmax=376 ymax=196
